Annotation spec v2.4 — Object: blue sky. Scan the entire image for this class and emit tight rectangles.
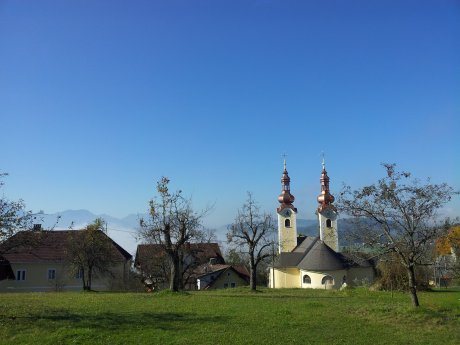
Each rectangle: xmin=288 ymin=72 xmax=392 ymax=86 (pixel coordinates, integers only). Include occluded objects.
xmin=1 ymin=0 xmax=459 ymax=227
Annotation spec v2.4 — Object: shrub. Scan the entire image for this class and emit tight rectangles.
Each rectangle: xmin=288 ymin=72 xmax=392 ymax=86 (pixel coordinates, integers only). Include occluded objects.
xmin=375 ymin=254 xmax=430 ymax=291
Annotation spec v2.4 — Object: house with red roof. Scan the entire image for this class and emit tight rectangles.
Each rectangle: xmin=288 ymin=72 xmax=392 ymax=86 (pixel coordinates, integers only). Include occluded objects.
xmin=195 ymin=263 xmax=250 ymax=290
xmin=135 ymin=242 xmax=249 ymax=290
xmin=0 ymin=228 xmax=132 ymax=292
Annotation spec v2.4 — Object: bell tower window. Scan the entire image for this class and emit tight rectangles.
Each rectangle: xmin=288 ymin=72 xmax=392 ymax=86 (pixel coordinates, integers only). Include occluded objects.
xmin=326 ymin=219 xmax=332 ymax=228
xmin=285 ymin=219 xmax=291 ymax=227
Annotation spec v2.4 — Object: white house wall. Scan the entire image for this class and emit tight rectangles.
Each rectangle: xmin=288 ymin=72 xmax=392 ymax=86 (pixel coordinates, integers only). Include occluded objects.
xmin=270 ymin=268 xmax=363 ymax=290
xmin=0 ymin=261 xmax=129 ymax=292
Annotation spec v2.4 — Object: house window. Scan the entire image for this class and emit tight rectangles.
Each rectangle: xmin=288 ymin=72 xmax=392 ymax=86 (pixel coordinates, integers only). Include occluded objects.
xmin=285 ymin=219 xmax=291 ymax=227
xmin=16 ymin=270 xmax=26 ymax=281
xmin=224 ymin=283 xmax=228 ymax=288
xmin=321 ymin=275 xmax=334 ymax=285
xmin=231 ymin=283 xmax=236 ymax=288
xmin=75 ymin=268 xmax=83 ymax=279
xmin=326 ymin=219 xmax=332 ymax=228
xmin=303 ymin=274 xmax=311 ymax=284
xmin=48 ymin=269 xmax=56 ymax=280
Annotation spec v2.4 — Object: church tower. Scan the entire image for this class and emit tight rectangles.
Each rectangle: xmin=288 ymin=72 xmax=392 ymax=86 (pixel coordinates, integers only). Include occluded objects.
xmin=277 ymin=160 xmax=298 ymax=253
xmin=316 ymin=159 xmax=339 ymax=252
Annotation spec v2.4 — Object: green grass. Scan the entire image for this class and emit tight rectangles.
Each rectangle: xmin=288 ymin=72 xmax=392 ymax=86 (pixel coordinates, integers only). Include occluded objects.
xmin=0 ymin=288 xmax=458 ymax=345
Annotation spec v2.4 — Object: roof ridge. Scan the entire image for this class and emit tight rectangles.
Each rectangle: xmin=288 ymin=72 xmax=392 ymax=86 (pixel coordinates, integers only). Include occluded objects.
xmin=297 ymin=236 xmax=319 ymax=261
xmin=204 ymin=268 xmax=227 ymax=289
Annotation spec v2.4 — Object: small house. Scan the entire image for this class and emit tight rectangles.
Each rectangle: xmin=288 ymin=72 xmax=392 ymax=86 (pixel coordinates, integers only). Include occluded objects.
xmin=0 ymin=228 xmax=132 ymax=292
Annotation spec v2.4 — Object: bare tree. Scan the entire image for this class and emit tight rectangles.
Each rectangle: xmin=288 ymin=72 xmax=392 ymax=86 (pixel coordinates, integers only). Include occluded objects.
xmin=200 ymin=228 xmax=218 ymax=243
xmin=0 ymin=172 xmax=33 ymax=247
xmin=225 ymin=248 xmax=249 ymax=266
xmin=139 ymin=177 xmax=207 ymax=292
xmin=227 ymin=192 xmax=276 ymax=291
xmin=66 ymin=218 xmax=117 ymax=291
xmin=338 ymin=163 xmax=458 ymax=307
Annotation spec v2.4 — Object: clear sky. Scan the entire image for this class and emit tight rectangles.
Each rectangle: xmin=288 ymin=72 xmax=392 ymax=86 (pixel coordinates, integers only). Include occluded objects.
xmin=1 ymin=0 xmax=459 ymax=228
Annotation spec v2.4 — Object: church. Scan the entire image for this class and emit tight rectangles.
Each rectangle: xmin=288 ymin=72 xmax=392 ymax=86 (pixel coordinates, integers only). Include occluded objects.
xmin=269 ymin=160 xmax=374 ymax=290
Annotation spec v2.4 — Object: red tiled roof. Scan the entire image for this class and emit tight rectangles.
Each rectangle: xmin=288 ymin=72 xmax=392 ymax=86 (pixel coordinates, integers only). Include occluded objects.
xmin=232 ymin=264 xmax=250 ymax=277
xmin=0 ymin=230 xmax=132 ymax=263
xmin=135 ymin=242 xmax=224 ymax=267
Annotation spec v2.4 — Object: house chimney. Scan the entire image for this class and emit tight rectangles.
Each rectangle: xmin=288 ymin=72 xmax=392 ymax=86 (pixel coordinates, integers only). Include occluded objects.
xmin=33 ymin=224 xmax=42 ymax=231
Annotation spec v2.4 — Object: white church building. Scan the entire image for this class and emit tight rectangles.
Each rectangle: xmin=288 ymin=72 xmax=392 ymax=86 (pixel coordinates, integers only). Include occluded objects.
xmin=269 ymin=160 xmax=374 ymax=290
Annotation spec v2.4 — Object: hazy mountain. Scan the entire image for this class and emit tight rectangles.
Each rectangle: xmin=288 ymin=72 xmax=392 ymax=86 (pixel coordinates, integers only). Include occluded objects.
xmin=213 ymin=218 xmax=320 ymax=240
xmin=33 ymin=209 xmax=361 ymax=257
xmin=298 ymin=218 xmax=363 ymax=245
xmin=297 ymin=219 xmax=319 ymax=237
xmin=36 ymin=210 xmax=144 ymax=256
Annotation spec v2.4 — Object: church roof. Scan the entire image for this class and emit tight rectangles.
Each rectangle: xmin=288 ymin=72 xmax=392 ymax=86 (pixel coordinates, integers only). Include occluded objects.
xmin=297 ymin=239 xmax=347 ymax=271
xmin=274 ymin=236 xmax=371 ymax=271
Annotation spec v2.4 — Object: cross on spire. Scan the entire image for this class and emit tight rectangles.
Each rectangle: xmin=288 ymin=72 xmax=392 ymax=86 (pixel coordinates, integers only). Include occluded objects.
xmin=282 ymin=153 xmax=288 ymax=170
xmin=321 ymin=151 xmax=325 ymax=170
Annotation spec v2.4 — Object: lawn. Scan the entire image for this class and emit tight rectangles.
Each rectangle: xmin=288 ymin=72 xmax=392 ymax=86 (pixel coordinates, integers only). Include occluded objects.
xmin=0 ymin=288 xmax=458 ymax=345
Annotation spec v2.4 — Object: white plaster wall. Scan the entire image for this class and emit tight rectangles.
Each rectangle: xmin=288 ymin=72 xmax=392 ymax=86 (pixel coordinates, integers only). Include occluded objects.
xmin=278 ymin=211 xmax=298 ymax=253
xmin=0 ymin=261 xmax=128 ymax=292
xmin=300 ymin=270 xmax=346 ymax=290
xmin=270 ymin=267 xmax=301 ymax=288
xmin=318 ymin=213 xmax=338 ymax=251
xmin=269 ymin=268 xmax=348 ymax=290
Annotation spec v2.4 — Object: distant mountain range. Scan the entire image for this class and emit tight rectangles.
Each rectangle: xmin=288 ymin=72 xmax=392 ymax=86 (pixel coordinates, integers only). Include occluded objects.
xmin=35 ymin=209 xmax=359 ymax=257
xmin=38 ymin=209 xmax=143 ymax=231
xmin=37 ymin=210 xmax=144 ymax=256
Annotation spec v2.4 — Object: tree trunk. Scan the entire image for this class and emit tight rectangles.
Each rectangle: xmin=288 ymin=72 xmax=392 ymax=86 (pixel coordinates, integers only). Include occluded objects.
xmin=169 ymin=255 xmax=181 ymax=292
xmin=81 ymin=269 xmax=88 ymax=291
xmin=250 ymin=267 xmax=257 ymax=290
xmin=87 ymin=269 xmax=92 ymax=291
xmin=407 ymin=264 xmax=420 ymax=307
xmin=178 ymin=252 xmax=185 ymax=290
xmin=250 ymin=262 xmax=257 ymax=291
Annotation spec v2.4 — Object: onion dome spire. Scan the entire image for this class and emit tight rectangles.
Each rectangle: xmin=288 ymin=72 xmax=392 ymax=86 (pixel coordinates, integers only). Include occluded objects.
xmin=317 ymin=158 xmax=336 ymax=212
xmin=277 ymin=159 xmax=297 ymax=212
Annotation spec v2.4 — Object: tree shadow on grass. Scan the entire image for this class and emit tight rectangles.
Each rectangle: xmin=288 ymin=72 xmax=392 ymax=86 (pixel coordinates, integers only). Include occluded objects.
xmin=2 ymin=310 xmax=229 ymax=331
xmin=208 ymin=294 xmax=346 ymax=300
xmin=428 ymin=289 xmax=460 ymax=293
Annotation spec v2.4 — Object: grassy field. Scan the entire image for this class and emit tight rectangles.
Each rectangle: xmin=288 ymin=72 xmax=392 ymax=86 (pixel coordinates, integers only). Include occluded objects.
xmin=0 ymin=288 xmax=458 ymax=345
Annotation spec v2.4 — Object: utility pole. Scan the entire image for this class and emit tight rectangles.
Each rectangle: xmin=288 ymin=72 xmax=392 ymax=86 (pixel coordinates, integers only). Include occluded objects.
xmin=271 ymin=241 xmax=275 ymax=289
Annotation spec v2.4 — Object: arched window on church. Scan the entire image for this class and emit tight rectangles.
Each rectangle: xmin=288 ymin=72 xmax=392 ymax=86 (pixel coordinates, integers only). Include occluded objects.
xmin=321 ymin=275 xmax=334 ymax=285
xmin=326 ymin=219 xmax=332 ymax=228
xmin=303 ymin=274 xmax=311 ymax=284
xmin=285 ymin=219 xmax=291 ymax=227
